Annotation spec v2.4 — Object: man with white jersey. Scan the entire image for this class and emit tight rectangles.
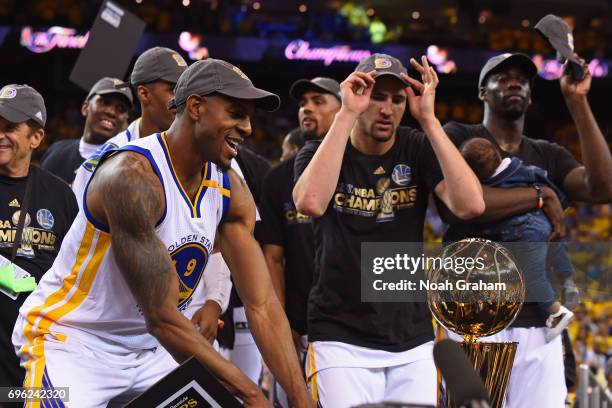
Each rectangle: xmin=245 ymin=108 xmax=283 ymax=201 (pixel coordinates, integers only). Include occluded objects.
xmin=13 ymin=59 xmax=314 ymax=408
xmin=71 ymin=47 xmax=232 ymax=348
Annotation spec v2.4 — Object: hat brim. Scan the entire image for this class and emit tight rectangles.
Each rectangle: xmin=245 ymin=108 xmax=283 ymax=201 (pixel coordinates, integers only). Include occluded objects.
xmin=218 ymin=86 xmax=281 ymax=112
xmin=483 ymin=54 xmax=537 ymax=86
xmin=289 ymin=79 xmax=340 ymax=101
xmin=93 ymin=89 xmax=134 ymax=107
xmin=132 ymin=71 xmax=184 ymax=87
xmin=373 ymin=72 xmax=410 ymax=87
xmin=0 ymin=103 xmax=33 ymax=125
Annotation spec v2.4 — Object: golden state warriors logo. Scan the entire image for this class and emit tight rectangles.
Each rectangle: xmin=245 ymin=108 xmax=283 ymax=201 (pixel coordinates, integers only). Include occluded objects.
xmin=374 ymin=57 xmax=392 ymax=69
xmin=170 ymin=242 xmax=209 ymax=308
xmin=392 ymin=164 xmax=412 ymax=186
xmin=82 ymin=142 xmax=119 ymax=172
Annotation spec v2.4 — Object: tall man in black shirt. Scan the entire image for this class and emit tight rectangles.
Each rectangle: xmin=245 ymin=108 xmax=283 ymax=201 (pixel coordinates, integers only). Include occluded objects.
xmin=259 ymin=78 xmax=341 ymax=406
xmin=442 ymin=53 xmax=612 ymax=408
xmin=0 ymin=85 xmax=78 ymax=396
xmin=40 ymin=77 xmax=133 ymax=184
xmin=293 ymin=54 xmax=484 ymax=407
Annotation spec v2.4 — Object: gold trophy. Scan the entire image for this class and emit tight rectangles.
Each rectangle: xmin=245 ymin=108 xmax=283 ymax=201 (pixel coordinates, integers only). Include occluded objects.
xmin=376 ymin=178 xmax=394 ymax=222
xmin=427 ymin=238 xmax=525 ymax=408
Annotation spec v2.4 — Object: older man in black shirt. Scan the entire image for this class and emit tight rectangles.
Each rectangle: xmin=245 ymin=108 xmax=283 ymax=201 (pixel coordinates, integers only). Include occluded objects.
xmin=0 ymin=85 xmax=78 ymax=399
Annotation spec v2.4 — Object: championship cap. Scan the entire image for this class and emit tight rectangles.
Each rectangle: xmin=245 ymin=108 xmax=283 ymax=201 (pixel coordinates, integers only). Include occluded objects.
xmin=86 ymin=77 xmax=134 ymax=106
xmin=289 ymin=77 xmax=341 ymax=101
xmin=478 ymin=53 xmax=537 ymax=88
xmin=168 ymin=58 xmax=280 ymax=111
xmin=0 ymin=84 xmax=47 ymax=127
xmin=355 ymin=53 xmax=410 ymax=86
xmin=130 ymin=47 xmax=188 ymax=86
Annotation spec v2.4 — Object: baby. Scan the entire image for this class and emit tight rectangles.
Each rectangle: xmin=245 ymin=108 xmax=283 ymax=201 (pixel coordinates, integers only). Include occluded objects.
xmin=458 ymin=137 xmax=575 ymax=341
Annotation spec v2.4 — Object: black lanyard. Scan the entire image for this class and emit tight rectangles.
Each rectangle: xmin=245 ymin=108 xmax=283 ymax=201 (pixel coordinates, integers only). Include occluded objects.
xmin=10 ymin=167 xmax=34 ymax=263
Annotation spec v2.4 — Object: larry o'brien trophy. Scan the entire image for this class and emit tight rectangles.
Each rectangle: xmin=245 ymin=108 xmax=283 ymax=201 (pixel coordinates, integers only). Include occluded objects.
xmin=427 ymin=238 xmax=525 ymax=408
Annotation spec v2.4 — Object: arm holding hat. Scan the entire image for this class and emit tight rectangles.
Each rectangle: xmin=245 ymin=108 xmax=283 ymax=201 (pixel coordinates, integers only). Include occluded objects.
xmin=293 ymin=70 xmax=376 ymax=216
xmin=560 ymin=59 xmax=612 ymax=203
xmin=402 ymin=57 xmax=485 ymax=219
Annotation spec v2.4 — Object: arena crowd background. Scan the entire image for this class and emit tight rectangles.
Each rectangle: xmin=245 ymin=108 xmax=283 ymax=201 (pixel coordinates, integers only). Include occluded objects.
xmin=0 ymin=0 xmax=610 ymax=399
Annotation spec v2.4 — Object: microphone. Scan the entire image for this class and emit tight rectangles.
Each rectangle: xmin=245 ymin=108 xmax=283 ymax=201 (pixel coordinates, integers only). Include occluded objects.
xmin=434 ymin=339 xmax=491 ymax=408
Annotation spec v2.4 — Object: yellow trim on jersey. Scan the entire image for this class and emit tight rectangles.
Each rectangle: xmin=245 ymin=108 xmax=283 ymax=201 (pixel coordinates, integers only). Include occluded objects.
xmin=201 ymin=179 xmax=231 ymax=197
xmin=23 ymin=340 xmax=45 ymax=408
xmin=21 ymin=222 xmax=111 ymax=402
xmin=160 ymin=131 xmax=208 ymax=217
xmin=307 ymin=343 xmax=319 ymax=402
xmin=22 ymin=222 xmax=96 ymax=345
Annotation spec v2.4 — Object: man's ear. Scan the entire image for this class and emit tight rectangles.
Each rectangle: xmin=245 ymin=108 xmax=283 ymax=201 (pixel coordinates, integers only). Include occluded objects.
xmin=81 ymin=100 xmax=89 ymax=117
xmin=137 ymin=85 xmax=150 ymax=106
xmin=186 ymin=94 xmax=204 ymax=121
xmin=29 ymin=128 xmax=45 ymax=150
xmin=478 ymin=86 xmax=487 ymax=102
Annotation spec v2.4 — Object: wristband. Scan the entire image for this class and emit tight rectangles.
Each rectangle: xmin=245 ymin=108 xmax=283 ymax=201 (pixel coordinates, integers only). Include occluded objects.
xmin=533 ymin=184 xmax=544 ymax=209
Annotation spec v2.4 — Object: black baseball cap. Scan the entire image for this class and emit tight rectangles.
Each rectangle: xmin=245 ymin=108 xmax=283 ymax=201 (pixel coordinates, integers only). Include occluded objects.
xmin=0 ymin=84 xmax=47 ymax=127
xmin=478 ymin=53 xmax=537 ymax=88
xmin=86 ymin=77 xmax=134 ymax=106
xmin=289 ymin=77 xmax=341 ymax=101
xmin=535 ymin=15 xmax=579 ymax=64
xmin=168 ymin=58 xmax=280 ymax=111
xmin=355 ymin=53 xmax=410 ymax=86
xmin=130 ymin=47 xmax=188 ymax=86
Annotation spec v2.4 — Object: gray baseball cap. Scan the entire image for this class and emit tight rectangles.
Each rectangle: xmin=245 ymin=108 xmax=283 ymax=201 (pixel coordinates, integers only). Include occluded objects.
xmin=290 ymin=77 xmax=341 ymax=101
xmin=355 ymin=53 xmax=410 ymax=86
xmin=478 ymin=53 xmax=537 ymax=88
xmin=168 ymin=59 xmax=280 ymax=111
xmin=130 ymin=47 xmax=188 ymax=86
xmin=0 ymin=84 xmax=47 ymax=127
xmin=86 ymin=77 xmax=134 ymax=106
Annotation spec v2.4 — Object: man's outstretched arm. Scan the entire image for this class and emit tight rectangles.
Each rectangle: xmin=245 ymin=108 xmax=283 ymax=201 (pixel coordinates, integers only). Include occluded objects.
xmin=86 ymin=152 xmax=268 ymax=406
xmin=220 ymin=169 xmax=314 ymax=408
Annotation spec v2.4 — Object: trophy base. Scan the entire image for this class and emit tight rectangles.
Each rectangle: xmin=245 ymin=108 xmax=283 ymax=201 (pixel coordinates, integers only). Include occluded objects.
xmin=459 ymin=341 xmax=517 ymax=408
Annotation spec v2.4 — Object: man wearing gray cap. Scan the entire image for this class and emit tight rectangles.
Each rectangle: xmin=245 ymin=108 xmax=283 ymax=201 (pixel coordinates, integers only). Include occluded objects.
xmin=293 ymin=54 xmax=484 ymax=406
xmin=40 ymin=76 xmax=133 ymax=184
xmin=73 ymin=47 xmax=232 ymax=364
xmin=259 ymin=77 xmax=341 ymax=406
xmin=0 ymin=84 xmax=78 ymax=398
xmin=441 ymin=53 xmax=612 ymax=408
xmin=72 ymin=47 xmax=188 ymax=206
xmin=12 ymin=59 xmax=314 ymax=407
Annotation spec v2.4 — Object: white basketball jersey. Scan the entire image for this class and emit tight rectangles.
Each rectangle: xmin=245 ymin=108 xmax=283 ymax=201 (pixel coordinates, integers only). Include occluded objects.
xmin=72 ymin=118 xmax=141 ymax=208
xmin=14 ymin=132 xmax=230 ymax=353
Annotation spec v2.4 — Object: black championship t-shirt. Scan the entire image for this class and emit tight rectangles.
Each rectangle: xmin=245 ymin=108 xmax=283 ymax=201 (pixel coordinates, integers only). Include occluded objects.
xmin=40 ymin=139 xmax=84 ymax=184
xmin=259 ymin=155 xmax=314 ymax=335
xmin=294 ymin=127 xmax=444 ymax=351
xmin=0 ymin=166 xmax=78 ymax=387
xmin=443 ymin=121 xmax=580 ymax=327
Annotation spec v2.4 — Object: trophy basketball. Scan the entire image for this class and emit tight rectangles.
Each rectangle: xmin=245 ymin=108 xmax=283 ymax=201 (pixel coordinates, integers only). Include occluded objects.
xmin=427 ymin=238 xmax=525 ymax=408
